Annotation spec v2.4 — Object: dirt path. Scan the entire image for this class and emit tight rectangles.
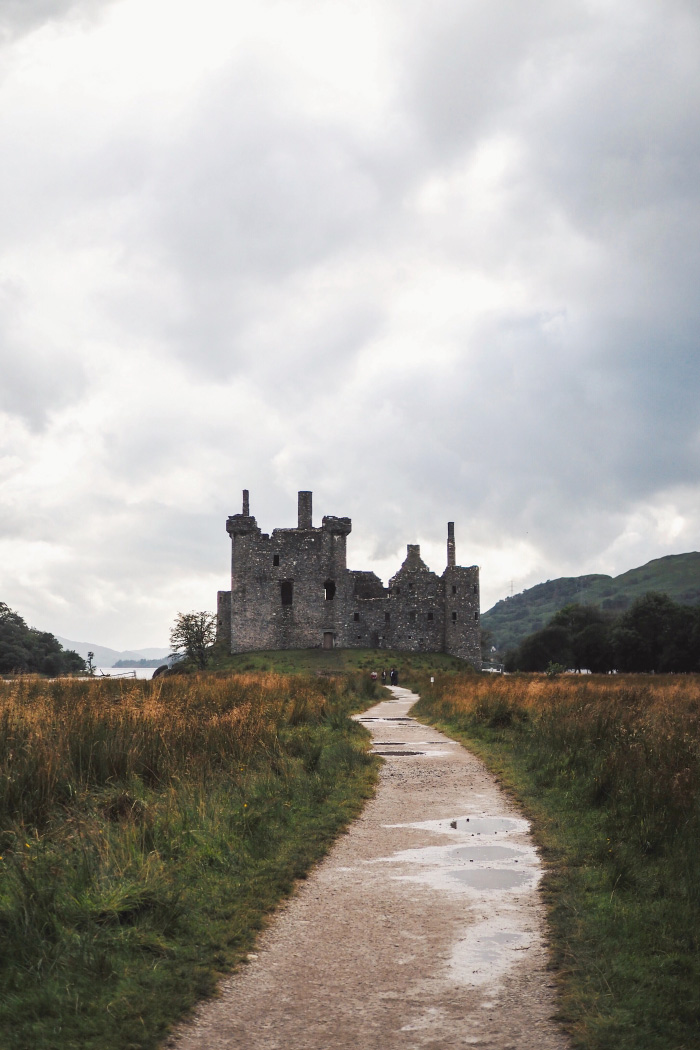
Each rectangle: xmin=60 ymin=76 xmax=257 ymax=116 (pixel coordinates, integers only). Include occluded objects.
xmin=167 ymin=687 xmax=568 ymax=1050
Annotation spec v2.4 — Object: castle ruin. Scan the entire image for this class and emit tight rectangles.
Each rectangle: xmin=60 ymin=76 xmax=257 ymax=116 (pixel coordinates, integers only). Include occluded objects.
xmin=216 ymin=491 xmax=481 ymax=667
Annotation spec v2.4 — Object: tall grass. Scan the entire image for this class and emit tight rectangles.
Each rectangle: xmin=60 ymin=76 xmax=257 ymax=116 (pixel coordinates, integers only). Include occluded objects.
xmin=412 ymin=673 xmax=700 ymax=1049
xmin=0 ymin=672 xmax=379 ymax=1050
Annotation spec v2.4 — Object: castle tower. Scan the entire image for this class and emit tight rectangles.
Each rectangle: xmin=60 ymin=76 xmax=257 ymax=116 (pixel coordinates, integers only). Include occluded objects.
xmin=216 ymin=492 xmax=481 ymax=666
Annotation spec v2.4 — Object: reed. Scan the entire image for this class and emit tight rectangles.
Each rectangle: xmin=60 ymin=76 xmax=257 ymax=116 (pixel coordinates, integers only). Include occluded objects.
xmin=411 ymin=673 xmax=700 ymax=1049
xmin=0 ymin=672 xmax=379 ymax=1050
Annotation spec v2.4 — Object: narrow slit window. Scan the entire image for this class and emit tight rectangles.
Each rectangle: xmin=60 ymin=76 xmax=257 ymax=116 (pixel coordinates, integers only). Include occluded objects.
xmin=474 ymin=611 xmax=479 ymax=620
xmin=452 ymin=612 xmax=457 ymax=622
xmin=427 ymin=612 xmax=433 ymax=622
xmin=354 ymin=612 xmax=360 ymax=622
xmin=385 ymin=612 xmax=390 ymax=623
xmin=324 ymin=579 xmax=336 ymax=600
xmin=452 ymin=585 xmax=457 ymax=595
xmin=273 ymin=554 xmax=280 ymax=566
xmin=280 ymin=581 xmax=293 ymax=606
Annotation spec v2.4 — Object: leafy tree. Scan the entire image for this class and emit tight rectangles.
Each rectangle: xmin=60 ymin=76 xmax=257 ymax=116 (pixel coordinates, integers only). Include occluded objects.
xmin=575 ymin=621 xmax=615 ymax=673
xmin=169 ymin=611 xmax=217 ymax=670
xmin=549 ymin=604 xmax=616 ymax=672
xmin=0 ymin=602 xmax=85 ymax=674
xmin=613 ymin=592 xmax=699 ymax=673
xmin=510 ymin=625 xmax=573 ymax=672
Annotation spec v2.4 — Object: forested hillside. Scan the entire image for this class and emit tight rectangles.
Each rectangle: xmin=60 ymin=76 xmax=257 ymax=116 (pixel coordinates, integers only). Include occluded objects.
xmin=482 ymin=552 xmax=700 ymax=652
xmin=0 ymin=603 xmax=85 ymax=674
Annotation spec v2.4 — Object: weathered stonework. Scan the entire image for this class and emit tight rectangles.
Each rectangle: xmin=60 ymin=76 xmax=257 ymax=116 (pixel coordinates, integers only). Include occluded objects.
xmin=217 ymin=491 xmax=481 ymax=668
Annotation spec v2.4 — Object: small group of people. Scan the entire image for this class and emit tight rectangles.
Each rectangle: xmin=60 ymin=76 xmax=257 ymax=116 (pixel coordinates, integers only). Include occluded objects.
xmin=378 ymin=667 xmax=398 ymax=686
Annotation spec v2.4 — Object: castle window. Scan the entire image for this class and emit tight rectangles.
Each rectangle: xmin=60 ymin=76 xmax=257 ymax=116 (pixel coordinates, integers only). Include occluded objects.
xmin=473 ymin=584 xmax=478 ymax=594
xmin=273 ymin=554 xmax=280 ymax=566
xmin=474 ymin=611 xmax=479 ymax=620
xmin=280 ymin=581 xmax=293 ymax=606
xmin=452 ymin=585 xmax=457 ymax=595
xmin=452 ymin=612 xmax=457 ymax=622
xmin=427 ymin=612 xmax=433 ymax=622
xmin=385 ymin=612 xmax=390 ymax=623
xmin=354 ymin=612 xmax=360 ymax=622
xmin=324 ymin=579 xmax=336 ymax=601
xmin=395 ymin=586 xmax=400 ymax=595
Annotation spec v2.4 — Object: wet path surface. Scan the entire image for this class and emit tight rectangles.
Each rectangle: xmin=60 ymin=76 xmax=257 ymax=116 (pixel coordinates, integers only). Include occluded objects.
xmin=168 ymin=687 xmax=567 ymax=1050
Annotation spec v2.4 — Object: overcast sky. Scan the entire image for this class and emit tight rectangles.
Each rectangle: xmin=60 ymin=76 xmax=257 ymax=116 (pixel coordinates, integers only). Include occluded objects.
xmin=1 ymin=0 xmax=699 ymax=648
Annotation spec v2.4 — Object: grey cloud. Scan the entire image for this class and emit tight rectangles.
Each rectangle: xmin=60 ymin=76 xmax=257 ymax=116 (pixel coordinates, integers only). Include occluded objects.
xmin=401 ymin=0 xmax=584 ymax=158
xmin=0 ymin=280 xmax=87 ymax=426
xmin=0 ymin=0 xmax=116 ymax=40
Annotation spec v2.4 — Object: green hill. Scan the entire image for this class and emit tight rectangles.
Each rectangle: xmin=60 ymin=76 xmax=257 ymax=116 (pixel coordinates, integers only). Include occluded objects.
xmin=482 ymin=552 xmax=700 ymax=653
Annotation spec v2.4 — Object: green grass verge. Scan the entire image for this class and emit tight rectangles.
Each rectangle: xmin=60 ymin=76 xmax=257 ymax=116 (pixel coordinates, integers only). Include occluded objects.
xmin=203 ymin=646 xmax=472 ymax=676
xmin=0 ymin=677 xmax=380 ymax=1050
xmin=411 ymin=684 xmax=700 ymax=1050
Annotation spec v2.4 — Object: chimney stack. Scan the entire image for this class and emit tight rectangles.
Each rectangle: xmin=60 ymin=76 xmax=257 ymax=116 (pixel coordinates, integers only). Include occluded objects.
xmin=242 ymin=489 xmax=250 ymax=516
xmin=447 ymin=522 xmax=456 ymax=567
xmin=298 ymin=491 xmax=312 ymax=530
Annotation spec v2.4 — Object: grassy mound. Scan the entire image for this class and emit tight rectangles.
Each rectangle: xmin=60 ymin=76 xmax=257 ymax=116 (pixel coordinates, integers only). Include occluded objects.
xmin=204 ymin=645 xmax=472 ymax=676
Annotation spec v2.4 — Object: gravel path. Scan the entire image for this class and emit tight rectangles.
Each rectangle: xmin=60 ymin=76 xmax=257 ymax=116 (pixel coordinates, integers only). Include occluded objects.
xmin=167 ymin=687 xmax=568 ymax=1049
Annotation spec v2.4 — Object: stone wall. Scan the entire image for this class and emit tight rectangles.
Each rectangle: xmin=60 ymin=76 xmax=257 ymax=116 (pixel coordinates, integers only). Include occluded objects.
xmin=217 ymin=491 xmax=481 ymax=668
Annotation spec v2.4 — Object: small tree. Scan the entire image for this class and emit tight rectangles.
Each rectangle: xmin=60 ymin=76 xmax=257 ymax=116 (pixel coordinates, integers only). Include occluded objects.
xmin=169 ymin=611 xmax=217 ymax=670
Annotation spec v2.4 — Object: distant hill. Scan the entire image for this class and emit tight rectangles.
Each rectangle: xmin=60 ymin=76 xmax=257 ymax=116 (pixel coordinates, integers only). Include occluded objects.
xmin=482 ymin=552 xmax=700 ymax=653
xmin=54 ymin=637 xmax=171 ymax=667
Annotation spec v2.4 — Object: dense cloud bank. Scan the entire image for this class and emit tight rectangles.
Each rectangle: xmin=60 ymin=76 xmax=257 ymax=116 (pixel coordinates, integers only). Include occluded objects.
xmin=0 ymin=0 xmax=699 ymax=647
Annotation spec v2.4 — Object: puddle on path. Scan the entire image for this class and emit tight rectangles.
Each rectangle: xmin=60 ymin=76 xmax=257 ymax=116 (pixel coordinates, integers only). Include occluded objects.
xmin=395 ymin=815 xmax=528 ymax=836
xmin=448 ymin=816 xmax=522 ymax=834
xmin=363 ymin=813 xmax=543 ymax=991
xmin=373 ymin=750 xmax=426 ymax=757
xmin=450 ymin=921 xmax=535 ymax=987
xmin=450 ymin=868 xmax=532 ymax=891
xmin=450 ymin=845 xmax=522 ymax=862
xmin=357 ymin=717 xmax=417 ymax=722
xmin=372 ymin=741 xmax=457 ymax=746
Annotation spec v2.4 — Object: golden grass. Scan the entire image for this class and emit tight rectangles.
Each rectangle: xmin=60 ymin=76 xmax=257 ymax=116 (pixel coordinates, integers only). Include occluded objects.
xmin=0 ymin=672 xmax=344 ymax=829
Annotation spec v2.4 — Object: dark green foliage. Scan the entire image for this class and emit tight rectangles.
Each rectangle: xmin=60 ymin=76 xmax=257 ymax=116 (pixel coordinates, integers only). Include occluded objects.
xmin=613 ymin=593 xmax=700 ymax=673
xmin=483 ymin=551 xmax=700 ymax=652
xmin=169 ymin=610 xmax=217 ymax=669
xmin=506 ymin=593 xmax=700 ymax=672
xmin=0 ymin=602 xmax=84 ymax=674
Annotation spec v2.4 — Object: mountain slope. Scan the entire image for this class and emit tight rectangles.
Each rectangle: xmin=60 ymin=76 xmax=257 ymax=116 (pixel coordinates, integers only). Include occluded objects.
xmin=54 ymin=637 xmax=171 ymax=666
xmin=482 ymin=552 xmax=700 ymax=653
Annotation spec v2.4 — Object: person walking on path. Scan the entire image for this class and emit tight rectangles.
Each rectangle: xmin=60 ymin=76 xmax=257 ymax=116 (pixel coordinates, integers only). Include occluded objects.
xmin=389 ymin=667 xmax=398 ymax=685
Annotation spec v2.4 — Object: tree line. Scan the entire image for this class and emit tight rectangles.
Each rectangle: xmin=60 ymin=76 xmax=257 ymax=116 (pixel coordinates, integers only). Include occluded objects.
xmin=0 ymin=602 xmax=85 ymax=675
xmin=503 ymin=592 xmax=700 ymax=673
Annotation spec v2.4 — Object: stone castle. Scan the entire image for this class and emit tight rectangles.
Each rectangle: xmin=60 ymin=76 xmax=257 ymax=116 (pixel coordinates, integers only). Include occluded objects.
xmin=216 ymin=490 xmax=481 ymax=667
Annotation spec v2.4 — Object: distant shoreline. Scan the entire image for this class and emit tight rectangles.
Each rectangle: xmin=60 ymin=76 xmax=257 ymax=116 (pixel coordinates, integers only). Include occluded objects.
xmin=112 ymin=658 xmax=168 ymax=668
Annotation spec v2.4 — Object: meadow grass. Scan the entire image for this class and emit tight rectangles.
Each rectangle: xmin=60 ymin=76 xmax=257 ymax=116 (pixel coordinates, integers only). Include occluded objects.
xmin=409 ymin=672 xmax=700 ymax=1050
xmin=0 ymin=671 xmax=380 ymax=1050
xmin=205 ymin=644 xmax=470 ymax=676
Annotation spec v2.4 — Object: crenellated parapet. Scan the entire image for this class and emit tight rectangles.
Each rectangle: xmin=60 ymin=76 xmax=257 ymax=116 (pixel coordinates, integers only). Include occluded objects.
xmin=216 ymin=490 xmax=480 ymax=667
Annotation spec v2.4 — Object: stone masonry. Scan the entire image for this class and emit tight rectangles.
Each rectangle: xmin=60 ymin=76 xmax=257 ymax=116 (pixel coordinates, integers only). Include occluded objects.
xmin=217 ymin=491 xmax=481 ymax=667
